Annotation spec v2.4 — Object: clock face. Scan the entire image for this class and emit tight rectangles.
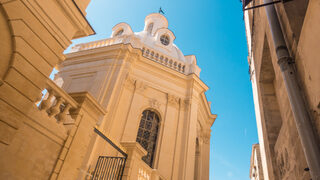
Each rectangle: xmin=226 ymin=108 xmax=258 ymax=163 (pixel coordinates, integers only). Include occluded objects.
xmin=160 ymin=35 xmax=170 ymax=46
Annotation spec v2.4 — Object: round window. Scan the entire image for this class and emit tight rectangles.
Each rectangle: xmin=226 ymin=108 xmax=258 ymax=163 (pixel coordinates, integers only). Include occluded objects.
xmin=160 ymin=35 xmax=170 ymax=46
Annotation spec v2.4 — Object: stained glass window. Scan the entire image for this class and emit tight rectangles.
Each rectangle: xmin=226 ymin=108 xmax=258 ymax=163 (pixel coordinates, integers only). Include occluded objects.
xmin=136 ymin=110 xmax=160 ymax=167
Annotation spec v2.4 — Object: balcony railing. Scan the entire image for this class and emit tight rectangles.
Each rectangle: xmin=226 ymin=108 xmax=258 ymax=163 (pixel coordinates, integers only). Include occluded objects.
xmin=70 ymin=37 xmax=125 ymax=53
xmin=91 ymin=128 xmax=128 ymax=180
xmin=91 ymin=156 xmax=126 ymax=180
xmin=69 ymin=36 xmax=188 ymax=75
xmin=39 ymin=79 xmax=78 ymax=124
xmin=141 ymin=47 xmax=186 ymax=74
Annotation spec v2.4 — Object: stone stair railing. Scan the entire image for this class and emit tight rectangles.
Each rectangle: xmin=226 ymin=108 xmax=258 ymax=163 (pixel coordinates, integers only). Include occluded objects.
xmin=39 ymin=79 xmax=78 ymax=124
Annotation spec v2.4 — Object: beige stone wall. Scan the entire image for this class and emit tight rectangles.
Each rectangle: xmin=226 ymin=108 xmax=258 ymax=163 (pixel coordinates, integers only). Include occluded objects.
xmin=246 ymin=0 xmax=319 ymax=179
xmin=0 ymin=1 xmax=215 ymax=179
xmin=59 ymin=43 xmax=216 ymax=180
xmin=0 ymin=0 xmax=94 ymax=179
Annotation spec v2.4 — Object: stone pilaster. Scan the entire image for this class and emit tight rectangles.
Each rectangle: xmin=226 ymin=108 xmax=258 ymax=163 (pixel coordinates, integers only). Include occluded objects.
xmin=121 ymin=79 xmax=147 ymax=142
xmin=157 ymin=94 xmax=180 ymax=179
xmin=199 ymin=128 xmax=211 ymax=180
xmin=184 ymin=98 xmax=198 ymax=180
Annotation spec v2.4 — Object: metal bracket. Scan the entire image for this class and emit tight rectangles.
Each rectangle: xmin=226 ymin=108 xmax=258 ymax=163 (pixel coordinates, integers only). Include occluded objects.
xmin=243 ymin=0 xmax=293 ymax=11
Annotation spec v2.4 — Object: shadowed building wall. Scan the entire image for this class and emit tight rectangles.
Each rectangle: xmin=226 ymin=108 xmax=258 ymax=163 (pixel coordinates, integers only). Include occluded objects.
xmin=244 ymin=0 xmax=320 ymax=179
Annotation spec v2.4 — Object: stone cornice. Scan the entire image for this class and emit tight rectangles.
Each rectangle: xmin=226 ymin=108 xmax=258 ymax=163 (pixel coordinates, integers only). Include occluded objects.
xmin=120 ymin=142 xmax=147 ymax=157
xmin=65 ymin=44 xmax=140 ymax=62
xmin=69 ymin=92 xmax=107 ymax=121
xmin=187 ymin=73 xmax=209 ymax=92
xmin=200 ymin=92 xmax=217 ymax=127
xmin=58 ymin=0 xmax=95 ymax=38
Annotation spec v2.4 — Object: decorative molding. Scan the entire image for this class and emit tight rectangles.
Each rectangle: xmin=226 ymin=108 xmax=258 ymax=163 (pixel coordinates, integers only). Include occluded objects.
xmin=167 ymin=94 xmax=179 ymax=108
xmin=200 ymin=129 xmax=211 ymax=144
xmin=180 ymin=99 xmax=190 ymax=110
xmin=149 ymin=99 xmax=161 ymax=109
xmin=124 ymin=76 xmax=136 ymax=90
xmin=135 ymin=80 xmax=147 ymax=94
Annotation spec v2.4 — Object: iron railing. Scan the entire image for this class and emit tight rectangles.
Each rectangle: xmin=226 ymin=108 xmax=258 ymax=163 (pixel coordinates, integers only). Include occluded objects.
xmin=91 ymin=156 xmax=126 ymax=180
xmin=91 ymin=128 xmax=127 ymax=180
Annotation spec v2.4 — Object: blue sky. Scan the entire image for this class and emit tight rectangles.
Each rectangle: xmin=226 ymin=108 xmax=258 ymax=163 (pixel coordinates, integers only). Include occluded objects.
xmin=66 ymin=0 xmax=259 ymax=179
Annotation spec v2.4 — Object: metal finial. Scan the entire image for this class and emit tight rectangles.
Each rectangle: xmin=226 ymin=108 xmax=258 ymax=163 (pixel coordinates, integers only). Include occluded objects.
xmin=159 ymin=7 xmax=165 ymax=14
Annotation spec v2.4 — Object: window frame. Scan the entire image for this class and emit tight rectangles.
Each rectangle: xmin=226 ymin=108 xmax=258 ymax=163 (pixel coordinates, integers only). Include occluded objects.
xmin=136 ymin=109 xmax=161 ymax=168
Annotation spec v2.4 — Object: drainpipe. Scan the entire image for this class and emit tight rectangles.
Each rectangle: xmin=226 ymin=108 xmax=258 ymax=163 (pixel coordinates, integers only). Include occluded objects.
xmin=263 ymin=1 xmax=320 ymax=179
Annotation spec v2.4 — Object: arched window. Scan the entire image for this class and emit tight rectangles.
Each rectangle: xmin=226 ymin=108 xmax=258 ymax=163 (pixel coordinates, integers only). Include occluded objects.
xmin=147 ymin=23 xmax=154 ymax=35
xmin=136 ymin=110 xmax=160 ymax=167
xmin=115 ymin=29 xmax=124 ymax=36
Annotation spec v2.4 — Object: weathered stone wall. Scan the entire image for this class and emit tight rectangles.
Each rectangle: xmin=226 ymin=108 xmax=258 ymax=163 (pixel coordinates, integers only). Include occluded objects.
xmin=0 ymin=0 xmax=94 ymax=179
xmin=247 ymin=0 xmax=319 ymax=179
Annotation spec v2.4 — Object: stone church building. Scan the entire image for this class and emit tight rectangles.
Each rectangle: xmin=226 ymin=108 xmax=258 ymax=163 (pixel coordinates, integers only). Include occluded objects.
xmin=0 ymin=1 xmax=216 ymax=179
xmin=245 ymin=0 xmax=320 ymax=180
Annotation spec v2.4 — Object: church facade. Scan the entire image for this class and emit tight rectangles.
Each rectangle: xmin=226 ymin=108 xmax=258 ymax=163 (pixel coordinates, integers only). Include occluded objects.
xmin=57 ymin=13 xmax=216 ymax=180
xmin=0 ymin=0 xmax=216 ymax=178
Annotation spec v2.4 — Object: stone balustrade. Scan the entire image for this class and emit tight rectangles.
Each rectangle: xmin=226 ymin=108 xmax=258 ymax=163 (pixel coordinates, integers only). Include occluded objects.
xmin=69 ymin=36 xmax=187 ymax=75
xmin=39 ymin=79 xmax=78 ymax=124
xmin=70 ymin=37 xmax=125 ymax=52
xmin=142 ymin=47 xmax=186 ymax=74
